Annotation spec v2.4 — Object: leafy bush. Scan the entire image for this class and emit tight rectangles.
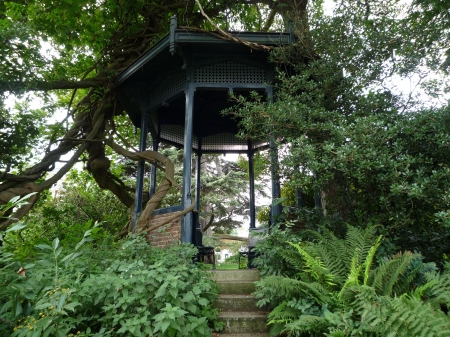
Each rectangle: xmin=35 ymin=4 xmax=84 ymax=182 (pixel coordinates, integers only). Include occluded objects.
xmin=254 ymin=225 xmax=450 ymax=337
xmin=3 ymin=170 xmax=129 ymax=261
xmin=0 ymin=222 xmax=220 ymax=336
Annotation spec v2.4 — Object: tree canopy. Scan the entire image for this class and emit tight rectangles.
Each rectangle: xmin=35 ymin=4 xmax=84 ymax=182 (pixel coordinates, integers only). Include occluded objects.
xmin=1 ymin=0 xmax=449 ymax=260
xmin=0 ymin=0 xmax=296 ymax=231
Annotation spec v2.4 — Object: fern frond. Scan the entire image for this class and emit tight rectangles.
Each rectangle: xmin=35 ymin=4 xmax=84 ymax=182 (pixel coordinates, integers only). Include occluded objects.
xmin=324 ymin=329 xmax=347 ymax=337
xmin=268 ymin=322 xmax=285 ymax=337
xmin=360 ymin=291 xmax=450 ymax=337
xmin=288 ymin=241 xmax=335 ymax=287
xmin=267 ymin=301 xmax=299 ymax=324
xmin=344 ymin=225 xmax=377 ymax=267
xmin=311 ymin=228 xmax=349 ymax=280
xmin=259 ymin=275 xmax=332 ymax=304
xmin=364 ymin=235 xmax=382 ymax=285
xmin=313 ymin=244 xmax=348 ymax=286
xmin=284 ymin=315 xmax=329 ymax=336
xmin=368 ymin=251 xmax=417 ymax=296
xmin=348 ymin=285 xmax=378 ymax=316
xmin=339 ymin=250 xmax=363 ymax=300
xmin=386 ymin=296 xmax=450 ymax=337
xmin=428 ymin=272 xmax=450 ymax=309
xmin=282 ymin=243 xmax=308 ymax=274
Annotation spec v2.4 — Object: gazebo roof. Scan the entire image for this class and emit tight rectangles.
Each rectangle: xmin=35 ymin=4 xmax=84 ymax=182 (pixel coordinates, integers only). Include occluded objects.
xmin=115 ymin=18 xmax=293 ymax=153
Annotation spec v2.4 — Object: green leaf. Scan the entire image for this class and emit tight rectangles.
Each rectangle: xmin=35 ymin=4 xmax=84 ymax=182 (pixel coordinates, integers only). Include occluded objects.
xmin=6 ymin=223 xmax=27 ymax=232
xmin=52 ymin=238 xmax=59 ymax=250
xmin=161 ymin=320 xmax=171 ymax=333
xmin=15 ymin=300 xmax=22 ymax=316
xmin=60 ymin=253 xmax=74 ymax=264
xmin=169 ymin=287 xmax=178 ymax=298
xmin=35 ymin=244 xmax=52 ymax=250
xmin=155 ymin=282 xmax=168 ymax=298
xmin=56 ymin=292 xmax=68 ymax=310
xmin=183 ymin=291 xmax=195 ymax=302
xmin=42 ymin=325 xmax=55 ymax=337
xmin=198 ymin=298 xmax=208 ymax=306
xmin=34 ymin=317 xmax=52 ymax=330
xmin=34 ymin=302 xmax=53 ymax=310
xmin=55 ymin=246 xmax=63 ymax=258
xmin=0 ymin=300 xmax=12 ymax=314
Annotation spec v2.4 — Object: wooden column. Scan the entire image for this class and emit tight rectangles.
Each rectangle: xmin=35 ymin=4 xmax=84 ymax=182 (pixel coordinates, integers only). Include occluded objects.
xmin=267 ymin=86 xmax=282 ymax=226
xmin=248 ymin=141 xmax=256 ymax=229
xmin=194 ymin=150 xmax=202 ymax=246
xmin=132 ymin=113 xmax=148 ymax=233
xmin=149 ymin=138 xmax=159 ymax=198
xmin=181 ymin=84 xmax=194 ymax=244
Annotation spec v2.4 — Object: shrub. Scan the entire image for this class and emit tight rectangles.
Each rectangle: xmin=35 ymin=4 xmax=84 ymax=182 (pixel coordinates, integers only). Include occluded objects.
xmin=0 ymin=223 xmax=220 ymax=336
xmin=254 ymin=225 xmax=450 ymax=337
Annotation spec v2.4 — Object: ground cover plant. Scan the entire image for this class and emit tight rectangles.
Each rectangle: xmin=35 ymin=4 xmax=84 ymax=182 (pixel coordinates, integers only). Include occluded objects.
xmin=0 ymin=199 xmax=221 ymax=337
xmin=253 ymin=225 xmax=450 ymax=337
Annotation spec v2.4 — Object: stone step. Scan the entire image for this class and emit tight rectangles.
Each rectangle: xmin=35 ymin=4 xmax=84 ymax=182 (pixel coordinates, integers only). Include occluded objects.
xmin=214 ymin=294 xmax=262 ymax=312
xmin=217 ymin=312 xmax=269 ymax=334
xmin=210 ymin=269 xmax=261 ymax=282
xmin=216 ymin=281 xmax=256 ymax=295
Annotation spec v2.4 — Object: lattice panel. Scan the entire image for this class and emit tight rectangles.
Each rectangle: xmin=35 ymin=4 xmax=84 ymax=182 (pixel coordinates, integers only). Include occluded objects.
xmin=148 ymin=72 xmax=186 ymax=108
xmin=161 ymin=125 xmax=266 ymax=151
xmin=195 ymin=61 xmax=266 ymax=85
xmin=160 ymin=124 xmax=199 ymax=148
xmin=160 ymin=125 xmax=185 ymax=145
xmin=202 ymin=133 xmax=248 ymax=151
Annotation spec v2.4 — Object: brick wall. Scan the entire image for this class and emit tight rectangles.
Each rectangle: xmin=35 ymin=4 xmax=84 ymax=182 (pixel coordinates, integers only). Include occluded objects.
xmin=146 ymin=211 xmax=181 ymax=248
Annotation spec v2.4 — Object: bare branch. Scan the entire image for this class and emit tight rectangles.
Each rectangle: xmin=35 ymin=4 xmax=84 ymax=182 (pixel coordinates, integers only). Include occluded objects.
xmin=194 ymin=0 xmax=273 ymax=51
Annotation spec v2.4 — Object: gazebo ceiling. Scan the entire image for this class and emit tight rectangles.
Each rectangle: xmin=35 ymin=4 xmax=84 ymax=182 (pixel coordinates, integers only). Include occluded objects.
xmin=115 ymin=18 xmax=293 ymax=153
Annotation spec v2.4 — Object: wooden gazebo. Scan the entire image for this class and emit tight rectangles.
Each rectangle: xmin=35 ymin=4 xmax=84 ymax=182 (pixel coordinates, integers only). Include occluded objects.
xmin=115 ymin=17 xmax=293 ymax=245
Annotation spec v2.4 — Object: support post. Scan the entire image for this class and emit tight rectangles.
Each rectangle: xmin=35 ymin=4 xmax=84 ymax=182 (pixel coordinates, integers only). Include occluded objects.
xmin=181 ymin=84 xmax=194 ymax=244
xmin=149 ymin=138 xmax=159 ymax=198
xmin=270 ymin=137 xmax=282 ymax=226
xmin=132 ymin=113 xmax=148 ymax=233
xmin=267 ymin=86 xmax=282 ymax=226
xmin=195 ymin=151 xmax=202 ymax=213
xmin=248 ymin=141 xmax=256 ymax=230
xmin=194 ymin=151 xmax=202 ymax=246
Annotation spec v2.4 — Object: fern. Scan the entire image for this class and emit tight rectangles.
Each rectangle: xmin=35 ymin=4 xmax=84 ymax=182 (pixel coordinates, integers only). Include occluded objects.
xmin=368 ymin=251 xmax=417 ymax=296
xmin=311 ymin=228 xmax=349 ymax=282
xmin=257 ymin=224 xmax=450 ymax=337
xmin=267 ymin=301 xmax=298 ymax=325
xmin=357 ymin=290 xmax=450 ymax=337
xmin=257 ymin=275 xmax=332 ymax=304
xmin=284 ymin=315 xmax=329 ymax=336
xmin=339 ymin=250 xmax=364 ymax=301
xmin=364 ymin=235 xmax=382 ymax=285
xmin=288 ymin=241 xmax=335 ymax=286
xmin=427 ymin=271 xmax=450 ymax=309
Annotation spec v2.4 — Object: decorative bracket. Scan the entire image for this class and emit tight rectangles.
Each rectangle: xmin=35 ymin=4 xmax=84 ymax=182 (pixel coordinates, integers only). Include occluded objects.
xmin=170 ymin=16 xmax=177 ymax=55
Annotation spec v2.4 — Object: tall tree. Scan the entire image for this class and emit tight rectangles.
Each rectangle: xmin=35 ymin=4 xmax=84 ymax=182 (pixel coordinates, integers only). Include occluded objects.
xmin=0 ymin=0 xmax=306 ymax=230
xmin=231 ymin=0 xmax=450 ymax=262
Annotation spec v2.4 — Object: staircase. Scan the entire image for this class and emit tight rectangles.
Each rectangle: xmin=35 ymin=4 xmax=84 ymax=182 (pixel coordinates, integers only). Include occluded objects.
xmin=210 ymin=270 xmax=269 ymax=337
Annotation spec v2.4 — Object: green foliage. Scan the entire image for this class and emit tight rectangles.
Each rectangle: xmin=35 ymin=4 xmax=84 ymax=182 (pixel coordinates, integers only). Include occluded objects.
xmin=236 ymin=151 xmax=270 ymax=180
xmin=231 ymin=0 xmax=450 ymax=264
xmin=3 ymin=169 xmax=128 ymax=259
xmin=254 ymin=225 xmax=449 ymax=337
xmin=0 ymin=227 xmax=220 ymax=336
xmin=0 ymin=100 xmax=47 ymax=171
